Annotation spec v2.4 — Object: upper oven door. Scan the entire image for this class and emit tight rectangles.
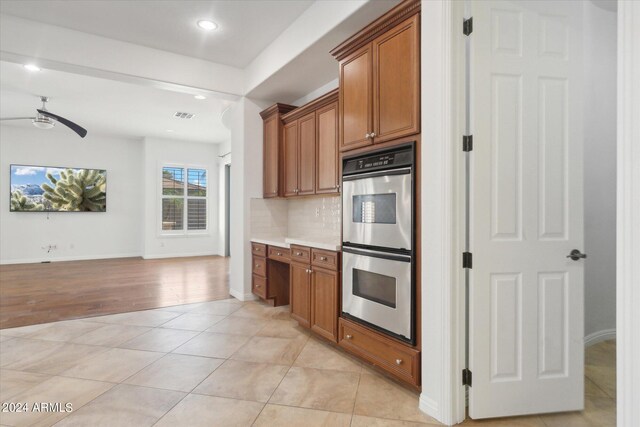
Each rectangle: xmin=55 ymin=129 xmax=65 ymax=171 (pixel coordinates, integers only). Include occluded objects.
xmin=342 ymin=168 xmax=412 ymax=251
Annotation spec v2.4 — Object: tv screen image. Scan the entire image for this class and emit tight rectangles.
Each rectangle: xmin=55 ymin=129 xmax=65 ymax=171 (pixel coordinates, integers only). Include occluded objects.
xmin=10 ymin=165 xmax=107 ymax=212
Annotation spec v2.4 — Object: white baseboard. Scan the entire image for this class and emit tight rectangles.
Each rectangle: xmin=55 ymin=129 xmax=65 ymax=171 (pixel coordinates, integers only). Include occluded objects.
xmin=419 ymin=394 xmax=441 ymax=424
xmin=0 ymin=252 xmax=142 ymax=265
xmin=229 ymin=287 xmax=258 ymax=302
xmin=142 ymin=251 xmax=220 ymax=260
xmin=584 ymin=329 xmax=616 ymax=347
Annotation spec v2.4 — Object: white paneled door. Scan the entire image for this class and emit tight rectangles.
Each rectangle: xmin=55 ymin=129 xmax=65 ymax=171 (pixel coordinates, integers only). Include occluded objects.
xmin=469 ymin=1 xmax=584 ymax=419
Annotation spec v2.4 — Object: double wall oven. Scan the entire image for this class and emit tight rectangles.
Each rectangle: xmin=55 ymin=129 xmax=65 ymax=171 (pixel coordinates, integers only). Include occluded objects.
xmin=341 ymin=143 xmax=415 ymax=344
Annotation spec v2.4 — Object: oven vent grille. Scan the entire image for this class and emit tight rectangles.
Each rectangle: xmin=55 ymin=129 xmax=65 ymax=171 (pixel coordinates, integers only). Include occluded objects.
xmin=174 ymin=112 xmax=195 ymax=119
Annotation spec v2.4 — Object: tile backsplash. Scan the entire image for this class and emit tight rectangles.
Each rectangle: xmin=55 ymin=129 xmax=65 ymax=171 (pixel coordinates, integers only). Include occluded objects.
xmin=288 ymin=196 xmax=341 ymax=240
xmin=250 ymin=198 xmax=288 ymax=239
xmin=250 ymin=196 xmax=341 ymax=242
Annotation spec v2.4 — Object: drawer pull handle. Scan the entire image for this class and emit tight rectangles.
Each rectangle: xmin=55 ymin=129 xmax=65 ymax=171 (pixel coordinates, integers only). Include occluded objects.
xmin=346 ymin=334 xmax=353 ymax=340
xmin=320 ymin=256 xmax=327 ymax=261
xmin=395 ymin=359 xmax=403 ymax=365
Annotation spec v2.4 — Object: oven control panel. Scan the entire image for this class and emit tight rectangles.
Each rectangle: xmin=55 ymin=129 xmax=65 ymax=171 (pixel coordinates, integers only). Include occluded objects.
xmin=343 ymin=144 xmax=414 ymax=176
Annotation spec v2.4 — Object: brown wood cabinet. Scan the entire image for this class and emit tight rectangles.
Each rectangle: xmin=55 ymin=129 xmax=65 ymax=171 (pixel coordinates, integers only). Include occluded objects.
xmin=290 ymin=260 xmax=311 ymax=328
xmin=332 ymin=1 xmax=420 ymax=151
xmin=259 ymin=104 xmax=297 ymax=198
xmin=315 ymin=102 xmax=340 ymax=194
xmin=339 ymin=317 xmax=421 ymax=388
xmin=290 ymin=245 xmax=340 ymax=342
xmin=310 ymin=267 xmax=339 ymax=342
xmin=250 ymin=242 xmax=289 ymax=307
xmin=280 ymin=89 xmax=339 ymax=197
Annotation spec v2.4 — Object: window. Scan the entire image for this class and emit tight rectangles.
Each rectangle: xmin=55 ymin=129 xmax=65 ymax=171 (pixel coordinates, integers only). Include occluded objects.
xmin=161 ymin=166 xmax=207 ymax=233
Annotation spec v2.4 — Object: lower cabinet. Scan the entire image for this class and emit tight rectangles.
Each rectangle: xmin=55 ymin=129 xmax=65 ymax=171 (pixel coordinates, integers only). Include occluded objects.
xmin=290 ymin=246 xmax=340 ymax=342
xmin=290 ymin=262 xmax=311 ymax=328
xmin=310 ymin=267 xmax=339 ymax=342
xmin=338 ymin=317 xmax=420 ymax=387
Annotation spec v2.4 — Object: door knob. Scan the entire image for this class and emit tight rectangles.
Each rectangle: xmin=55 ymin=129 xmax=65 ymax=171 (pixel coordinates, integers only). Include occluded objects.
xmin=566 ymin=249 xmax=587 ymax=261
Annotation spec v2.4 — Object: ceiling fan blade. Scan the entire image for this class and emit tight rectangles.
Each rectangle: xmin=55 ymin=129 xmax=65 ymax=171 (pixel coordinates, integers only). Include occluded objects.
xmin=37 ymin=109 xmax=87 ymax=138
xmin=0 ymin=117 xmax=36 ymax=121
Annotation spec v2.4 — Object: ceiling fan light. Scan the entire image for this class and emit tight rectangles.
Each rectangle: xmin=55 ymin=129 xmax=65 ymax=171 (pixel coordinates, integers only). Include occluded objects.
xmin=32 ymin=117 xmax=55 ymax=129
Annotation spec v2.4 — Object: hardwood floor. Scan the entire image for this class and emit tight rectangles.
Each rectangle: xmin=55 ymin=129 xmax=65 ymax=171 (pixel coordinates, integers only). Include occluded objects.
xmin=0 ymin=256 xmax=230 ymax=329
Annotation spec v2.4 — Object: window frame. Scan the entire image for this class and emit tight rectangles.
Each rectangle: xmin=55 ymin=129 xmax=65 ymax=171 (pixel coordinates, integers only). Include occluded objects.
xmin=159 ymin=163 xmax=209 ymax=236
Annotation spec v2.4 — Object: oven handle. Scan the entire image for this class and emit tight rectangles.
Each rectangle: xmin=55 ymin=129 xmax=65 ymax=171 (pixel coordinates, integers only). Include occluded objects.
xmin=342 ymin=247 xmax=412 ymax=263
xmin=342 ymin=167 xmax=411 ymax=182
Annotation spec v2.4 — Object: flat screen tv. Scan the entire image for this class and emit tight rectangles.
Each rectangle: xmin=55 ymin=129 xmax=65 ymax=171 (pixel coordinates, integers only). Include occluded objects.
xmin=10 ymin=165 xmax=107 ymax=212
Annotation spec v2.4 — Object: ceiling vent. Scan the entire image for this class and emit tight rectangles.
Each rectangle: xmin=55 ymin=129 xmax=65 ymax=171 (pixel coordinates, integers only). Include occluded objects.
xmin=174 ymin=112 xmax=195 ymax=119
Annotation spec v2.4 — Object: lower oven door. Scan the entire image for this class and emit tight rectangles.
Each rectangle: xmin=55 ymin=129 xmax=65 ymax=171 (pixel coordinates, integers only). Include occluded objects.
xmin=342 ymin=247 xmax=413 ymax=342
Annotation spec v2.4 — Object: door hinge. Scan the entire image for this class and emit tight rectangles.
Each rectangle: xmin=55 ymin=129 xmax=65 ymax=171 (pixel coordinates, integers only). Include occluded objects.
xmin=463 ymin=135 xmax=473 ymax=152
xmin=463 ymin=252 xmax=473 ymax=269
xmin=462 ymin=368 xmax=472 ymax=386
xmin=463 ymin=17 xmax=473 ymax=36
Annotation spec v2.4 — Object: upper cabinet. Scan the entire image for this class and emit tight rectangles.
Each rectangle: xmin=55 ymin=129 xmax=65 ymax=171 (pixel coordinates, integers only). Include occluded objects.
xmin=259 ymin=103 xmax=297 ymax=198
xmin=331 ymin=0 xmax=420 ymax=152
xmin=279 ymin=89 xmax=340 ymax=198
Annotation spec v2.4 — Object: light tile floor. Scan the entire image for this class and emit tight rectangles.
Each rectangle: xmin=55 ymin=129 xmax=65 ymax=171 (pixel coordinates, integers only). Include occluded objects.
xmin=0 ymin=299 xmax=616 ymax=426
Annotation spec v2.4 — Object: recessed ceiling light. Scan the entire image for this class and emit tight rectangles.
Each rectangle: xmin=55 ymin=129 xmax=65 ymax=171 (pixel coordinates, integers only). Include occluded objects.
xmin=166 ymin=129 xmax=174 ymax=133
xmin=197 ymin=20 xmax=218 ymax=31
xmin=24 ymin=64 xmax=41 ymax=72
xmin=194 ymin=95 xmax=206 ymax=100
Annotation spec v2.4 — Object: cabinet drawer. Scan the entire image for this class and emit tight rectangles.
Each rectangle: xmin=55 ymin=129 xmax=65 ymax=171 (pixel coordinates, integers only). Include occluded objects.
xmin=251 ymin=243 xmax=267 ymax=256
xmin=252 ymin=274 xmax=267 ymax=299
xmin=339 ymin=318 xmax=420 ymax=386
xmin=290 ymin=245 xmax=311 ymax=264
xmin=252 ymin=255 xmax=267 ymax=277
xmin=268 ymin=246 xmax=290 ymax=263
xmin=311 ymin=249 xmax=339 ymax=271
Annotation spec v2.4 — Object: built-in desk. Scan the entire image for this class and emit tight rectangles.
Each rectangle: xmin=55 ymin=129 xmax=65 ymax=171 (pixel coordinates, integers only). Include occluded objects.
xmin=251 ymin=242 xmax=290 ymax=306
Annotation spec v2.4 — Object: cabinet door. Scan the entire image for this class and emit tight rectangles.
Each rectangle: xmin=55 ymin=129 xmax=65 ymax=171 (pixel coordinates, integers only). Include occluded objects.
xmin=316 ymin=102 xmax=339 ymax=194
xmin=290 ymin=262 xmax=311 ymax=328
xmin=283 ymin=121 xmax=299 ymax=197
xmin=310 ymin=267 xmax=339 ymax=342
xmin=298 ymin=112 xmax=316 ymax=195
xmin=339 ymin=44 xmax=373 ymax=151
xmin=372 ymin=14 xmax=420 ymax=144
xmin=263 ymin=115 xmax=280 ymax=197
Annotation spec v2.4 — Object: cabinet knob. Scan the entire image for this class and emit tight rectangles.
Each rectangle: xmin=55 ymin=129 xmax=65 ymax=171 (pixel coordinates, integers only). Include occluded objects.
xmin=256 ymin=284 xmax=261 ymax=288
xmin=320 ymin=256 xmax=327 ymax=261
xmin=346 ymin=334 xmax=353 ymax=340
xmin=395 ymin=359 xmax=403 ymax=365
xmin=370 ymin=132 xmax=376 ymax=138
xmin=277 ymin=252 xmax=282 ymax=256
xmin=255 ymin=263 xmax=259 ymax=268
xmin=365 ymin=133 xmax=371 ymax=139
xmin=296 ymin=252 xmax=302 ymax=256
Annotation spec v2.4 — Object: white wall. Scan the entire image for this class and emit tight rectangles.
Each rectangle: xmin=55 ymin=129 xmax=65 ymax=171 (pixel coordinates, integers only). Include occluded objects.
xmin=228 ymin=97 xmax=270 ymax=301
xmin=292 ymin=78 xmax=338 ymax=106
xmin=142 ymin=137 xmax=220 ymax=259
xmin=583 ymin=1 xmax=618 ymax=341
xmin=0 ymin=125 xmax=143 ymax=263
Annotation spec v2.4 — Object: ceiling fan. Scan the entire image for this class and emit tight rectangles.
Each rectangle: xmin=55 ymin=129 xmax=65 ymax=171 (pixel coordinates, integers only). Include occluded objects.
xmin=0 ymin=96 xmax=88 ymax=138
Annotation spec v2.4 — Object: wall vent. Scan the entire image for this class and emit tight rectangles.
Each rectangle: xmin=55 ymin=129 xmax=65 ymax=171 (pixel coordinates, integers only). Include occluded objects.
xmin=174 ymin=112 xmax=195 ymax=119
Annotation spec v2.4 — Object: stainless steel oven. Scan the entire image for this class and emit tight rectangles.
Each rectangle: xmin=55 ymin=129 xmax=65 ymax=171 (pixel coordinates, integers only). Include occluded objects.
xmin=341 ymin=143 xmax=415 ymax=344
xmin=342 ymin=247 xmax=412 ymax=340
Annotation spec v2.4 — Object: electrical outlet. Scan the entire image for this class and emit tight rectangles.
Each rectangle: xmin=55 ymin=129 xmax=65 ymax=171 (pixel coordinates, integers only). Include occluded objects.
xmin=315 ymin=208 xmax=320 ymax=217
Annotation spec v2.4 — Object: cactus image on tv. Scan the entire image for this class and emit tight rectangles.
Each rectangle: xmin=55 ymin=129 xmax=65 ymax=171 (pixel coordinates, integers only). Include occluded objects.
xmin=9 ymin=165 xmax=107 ymax=212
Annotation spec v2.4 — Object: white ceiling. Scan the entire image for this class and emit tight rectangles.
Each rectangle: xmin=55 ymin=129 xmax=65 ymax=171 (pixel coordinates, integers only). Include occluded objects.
xmin=0 ymin=0 xmax=313 ymax=68
xmin=0 ymin=61 xmax=231 ymax=143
